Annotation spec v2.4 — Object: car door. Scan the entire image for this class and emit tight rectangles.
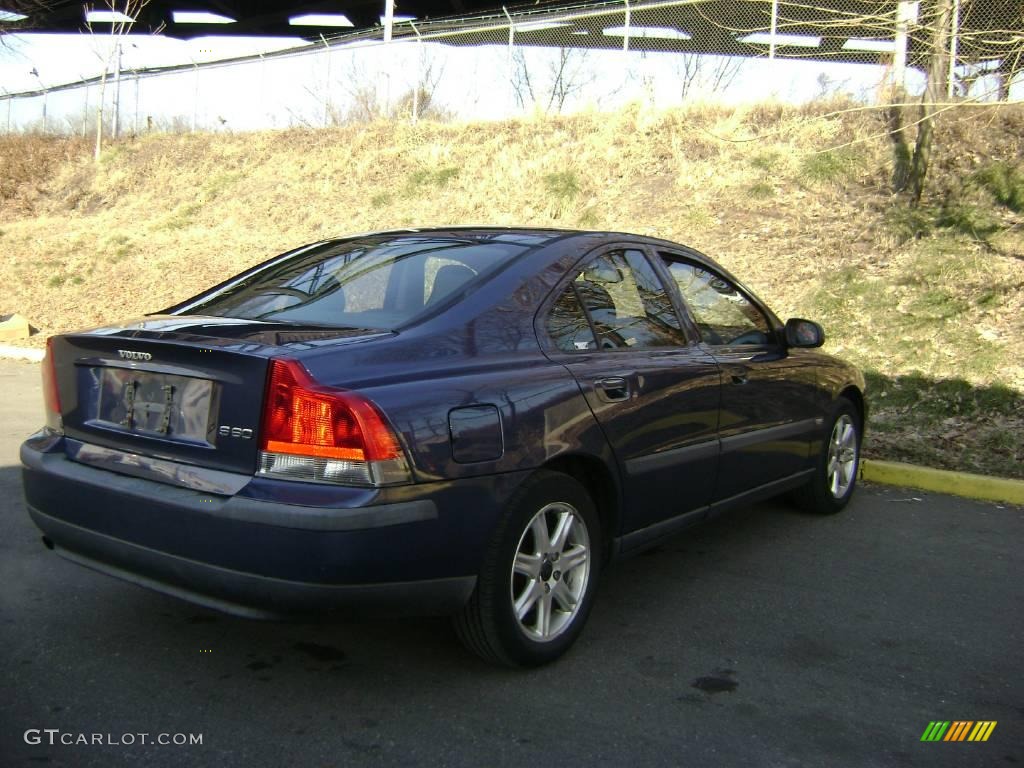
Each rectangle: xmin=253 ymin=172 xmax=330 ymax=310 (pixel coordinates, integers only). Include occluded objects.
xmin=656 ymin=251 xmax=821 ymax=503
xmin=540 ymin=245 xmax=722 ymax=544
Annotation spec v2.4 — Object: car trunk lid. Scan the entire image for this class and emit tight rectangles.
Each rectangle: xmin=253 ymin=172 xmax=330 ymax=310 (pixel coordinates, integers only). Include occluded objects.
xmin=50 ymin=317 xmax=388 ymax=476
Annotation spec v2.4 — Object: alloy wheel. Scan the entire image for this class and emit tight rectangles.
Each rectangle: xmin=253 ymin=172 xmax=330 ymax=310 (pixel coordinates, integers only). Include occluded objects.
xmin=509 ymin=502 xmax=591 ymax=642
xmin=827 ymin=414 xmax=858 ymax=499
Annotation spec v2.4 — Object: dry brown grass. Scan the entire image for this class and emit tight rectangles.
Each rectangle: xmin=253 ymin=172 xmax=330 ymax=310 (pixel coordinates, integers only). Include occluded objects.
xmin=1 ymin=103 xmax=1022 ymax=474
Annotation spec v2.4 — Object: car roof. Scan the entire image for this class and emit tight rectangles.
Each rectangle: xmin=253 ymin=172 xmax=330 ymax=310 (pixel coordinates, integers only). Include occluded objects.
xmin=323 ymin=226 xmax=699 ymax=252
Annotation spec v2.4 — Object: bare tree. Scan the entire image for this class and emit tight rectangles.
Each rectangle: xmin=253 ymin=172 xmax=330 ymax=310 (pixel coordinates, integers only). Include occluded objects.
xmin=674 ymin=53 xmax=745 ymax=101
xmin=511 ymin=47 xmax=596 ymax=114
xmin=85 ymin=0 xmax=160 ymax=160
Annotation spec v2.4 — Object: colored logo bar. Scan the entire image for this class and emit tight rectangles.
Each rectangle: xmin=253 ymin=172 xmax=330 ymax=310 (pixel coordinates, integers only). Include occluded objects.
xmin=921 ymin=721 xmax=997 ymax=742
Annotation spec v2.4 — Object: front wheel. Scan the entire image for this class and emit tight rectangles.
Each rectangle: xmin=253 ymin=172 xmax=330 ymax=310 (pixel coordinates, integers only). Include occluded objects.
xmin=794 ymin=398 xmax=861 ymax=514
xmin=454 ymin=470 xmax=602 ymax=667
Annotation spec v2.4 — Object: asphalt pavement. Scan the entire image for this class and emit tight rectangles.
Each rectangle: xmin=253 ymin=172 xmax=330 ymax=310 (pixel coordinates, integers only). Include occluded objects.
xmin=0 ymin=359 xmax=1021 ymax=767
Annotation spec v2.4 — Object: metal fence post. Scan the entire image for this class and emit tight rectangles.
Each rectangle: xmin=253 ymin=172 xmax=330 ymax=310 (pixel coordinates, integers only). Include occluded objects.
xmin=321 ymin=34 xmax=331 ymax=127
xmin=113 ymin=43 xmax=122 ymax=138
xmin=623 ymin=0 xmax=631 ymax=52
xmin=411 ymin=21 xmax=424 ymax=124
xmin=191 ymin=61 xmax=199 ymax=132
xmin=81 ymin=77 xmax=90 ymax=137
xmin=134 ymin=70 xmax=140 ymax=135
xmin=384 ymin=0 xmax=394 ymax=43
xmin=503 ymin=6 xmax=515 ymax=114
xmin=768 ymin=0 xmax=779 ymax=62
xmin=893 ymin=1 xmax=917 ymax=92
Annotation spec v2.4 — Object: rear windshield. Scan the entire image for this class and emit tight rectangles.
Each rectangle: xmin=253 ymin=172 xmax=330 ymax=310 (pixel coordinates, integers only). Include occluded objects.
xmin=176 ymin=235 xmax=535 ymax=330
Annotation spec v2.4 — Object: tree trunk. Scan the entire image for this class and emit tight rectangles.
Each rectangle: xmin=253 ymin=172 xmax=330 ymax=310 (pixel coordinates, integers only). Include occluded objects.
xmin=907 ymin=0 xmax=953 ymax=206
xmin=886 ymin=102 xmax=912 ymax=193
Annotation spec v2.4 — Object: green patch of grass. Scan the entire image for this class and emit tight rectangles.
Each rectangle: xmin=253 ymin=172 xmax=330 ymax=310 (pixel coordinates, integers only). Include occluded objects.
xmin=798 ymin=147 xmax=861 ymax=185
xmin=203 ymin=171 xmax=243 ymax=200
xmin=749 ymin=151 xmax=781 ymax=172
xmin=70 ymin=275 xmax=85 ymax=285
xmin=542 ymin=171 xmax=581 ymax=203
xmin=405 ymin=165 xmax=460 ymax=196
xmin=680 ymin=206 xmax=713 ymax=232
xmin=972 ymin=161 xmax=1024 ymax=213
xmin=862 ymin=369 xmax=1024 ymax=478
xmin=904 ymin=288 xmax=968 ymax=324
xmin=577 ymin=205 xmax=599 ymax=228
xmin=747 ymin=181 xmax=775 ymax=199
xmin=159 ymin=202 xmax=203 ymax=230
xmin=936 ymin=200 xmax=1001 ymax=239
xmin=370 ymin=191 xmax=392 ymax=208
xmin=882 ymin=204 xmax=933 ymax=245
xmin=103 ymin=233 xmax=134 ymax=263
xmin=47 ymin=275 xmax=66 ymax=288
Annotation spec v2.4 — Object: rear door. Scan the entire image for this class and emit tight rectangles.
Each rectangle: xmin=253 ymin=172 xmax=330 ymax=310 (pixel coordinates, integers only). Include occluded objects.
xmin=539 ymin=245 xmax=722 ymax=539
xmin=656 ymin=251 xmax=821 ymax=501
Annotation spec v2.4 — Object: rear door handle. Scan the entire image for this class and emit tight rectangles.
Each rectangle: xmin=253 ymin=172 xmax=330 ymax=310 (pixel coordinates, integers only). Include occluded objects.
xmin=595 ymin=377 xmax=630 ymax=402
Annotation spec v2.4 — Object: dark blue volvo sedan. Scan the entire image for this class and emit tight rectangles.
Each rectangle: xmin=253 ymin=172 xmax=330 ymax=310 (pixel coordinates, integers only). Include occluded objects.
xmin=22 ymin=228 xmax=865 ymax=666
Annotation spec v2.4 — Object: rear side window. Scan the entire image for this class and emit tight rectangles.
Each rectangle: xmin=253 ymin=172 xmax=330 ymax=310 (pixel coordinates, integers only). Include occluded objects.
xmin=177 ymin=236 xmax=530 ymax=330
xmin=545 ymin=249 xmax=687 ymax=352
xmin=546 ymin=283 xmax=597 ymax=352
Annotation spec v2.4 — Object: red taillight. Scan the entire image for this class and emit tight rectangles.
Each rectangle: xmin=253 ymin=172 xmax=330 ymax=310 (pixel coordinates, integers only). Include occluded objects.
xmin=42 ymin=338 xmax=63 ymax=433
xmin=257 ymin=358 xmax=409 ymax=486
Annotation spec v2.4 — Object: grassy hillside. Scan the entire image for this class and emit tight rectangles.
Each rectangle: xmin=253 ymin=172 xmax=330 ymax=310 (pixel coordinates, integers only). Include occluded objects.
xmin=1 ymin=101 xmax=1022 ymax=477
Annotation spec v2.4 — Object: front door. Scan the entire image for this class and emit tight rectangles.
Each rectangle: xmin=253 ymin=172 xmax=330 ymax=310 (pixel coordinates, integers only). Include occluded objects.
xmin=656 ymin=254 xmax=820 ymax=501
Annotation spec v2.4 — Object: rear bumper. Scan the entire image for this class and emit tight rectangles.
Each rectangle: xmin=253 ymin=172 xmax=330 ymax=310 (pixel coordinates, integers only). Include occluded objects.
xmin=22 ymin=437 xmax=526 ymax=618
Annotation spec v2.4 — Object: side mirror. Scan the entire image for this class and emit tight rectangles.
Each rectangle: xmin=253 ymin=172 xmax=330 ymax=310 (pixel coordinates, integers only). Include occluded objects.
xmin=785 ymin=318 xmax=825 ymax=348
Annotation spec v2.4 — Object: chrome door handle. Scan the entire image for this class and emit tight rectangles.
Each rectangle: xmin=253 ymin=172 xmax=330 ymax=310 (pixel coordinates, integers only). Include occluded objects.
xmin=595 ymin=377 xmax=630 ymax=402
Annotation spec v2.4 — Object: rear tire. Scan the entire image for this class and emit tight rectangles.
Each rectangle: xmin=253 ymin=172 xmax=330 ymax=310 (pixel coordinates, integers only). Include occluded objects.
xmin=454 ymin=470 xmax=601 ymax=667
xmin=794 ymin=398 xmax=861 ymax=515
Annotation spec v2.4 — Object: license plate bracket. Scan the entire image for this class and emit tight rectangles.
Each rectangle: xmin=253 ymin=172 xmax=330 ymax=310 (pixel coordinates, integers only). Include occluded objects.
xmin=93 ymin=367 xmax=215 ymax=443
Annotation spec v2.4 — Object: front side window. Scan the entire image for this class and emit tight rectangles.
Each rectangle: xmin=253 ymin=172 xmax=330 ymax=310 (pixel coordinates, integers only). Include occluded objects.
xmin=661 ymin=256 xmax=772 ymax=346
xmin=546 ymin=249 xmax=686 ymax=351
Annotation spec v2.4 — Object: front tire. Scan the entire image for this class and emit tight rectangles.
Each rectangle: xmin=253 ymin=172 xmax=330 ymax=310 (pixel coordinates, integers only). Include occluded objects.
xmin=794 ymin=398 xmax=861 ymax=514
xmin=454 ymin=470 xmax=602 ymax=667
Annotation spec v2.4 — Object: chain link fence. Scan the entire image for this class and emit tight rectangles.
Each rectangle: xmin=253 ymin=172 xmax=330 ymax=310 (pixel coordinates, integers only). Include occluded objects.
xmin=1 ymin=0 xmax=1021 ymax=134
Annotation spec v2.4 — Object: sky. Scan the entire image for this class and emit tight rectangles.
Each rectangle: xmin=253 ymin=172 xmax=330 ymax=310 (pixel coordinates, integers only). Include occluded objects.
xmin=0 ymin=32 xmax=301 ymax=92
xmin=2 ymin=26 xmax=1011 ymax=132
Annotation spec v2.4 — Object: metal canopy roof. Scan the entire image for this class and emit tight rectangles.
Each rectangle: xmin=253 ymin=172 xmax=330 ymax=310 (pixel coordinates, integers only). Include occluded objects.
xmin=3 ymin=1 xmax=1021 ymax=67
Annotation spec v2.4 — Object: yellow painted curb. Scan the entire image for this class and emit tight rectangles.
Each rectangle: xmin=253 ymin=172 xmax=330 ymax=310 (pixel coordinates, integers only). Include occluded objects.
xmin=861 ymin=459 xmax=1024 ymax=506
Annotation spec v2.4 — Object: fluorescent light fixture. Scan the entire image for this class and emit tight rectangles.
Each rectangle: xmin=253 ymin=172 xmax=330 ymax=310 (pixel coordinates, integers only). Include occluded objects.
xmin=740 ymin=32 xmax=821 ymax=47
xmin=515 ymin=21 xmax=571 ymax=33
xmin=570 ymin=29 xmax=589 ymax=36
xmin=289 ymin=13 xmax=354 ymax=27
xmin=379 ymin=14 xmax=416 ymax=24
xmin=603 ymin=26 xmax=691 ymax=40
xmin=842 ymin=38 xmax=897 ymax=53
xmin=172 ymin=11 xmax=236 ymax=24
xmin=0 ymin=9 xmax=29 ymax=22
xmin=85 ymin=10 xmax=135 ymax=23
